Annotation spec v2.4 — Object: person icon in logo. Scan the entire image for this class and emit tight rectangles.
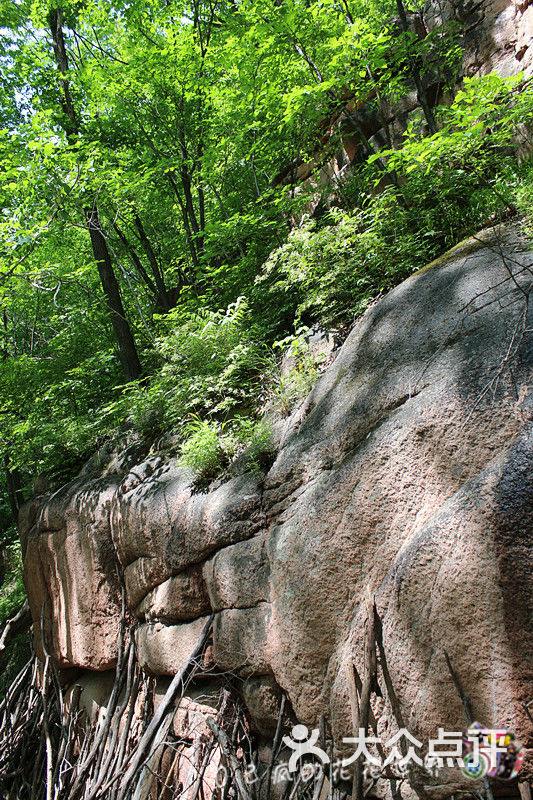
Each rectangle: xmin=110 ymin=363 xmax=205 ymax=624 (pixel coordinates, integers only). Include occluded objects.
xmin=283 ymin=725 xmax=330 ymax=773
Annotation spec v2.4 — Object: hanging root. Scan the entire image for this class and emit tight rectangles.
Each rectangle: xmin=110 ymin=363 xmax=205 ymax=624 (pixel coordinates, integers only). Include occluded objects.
xmin=0 ymin=614 xmax=293 ymax=800
xmin=0 ymin=616 xmax=216 ymax=800
xmin=0 ymin=613 xmax=335 ymax=800
xmin=2 ymin=610 xmax=486 ymax=800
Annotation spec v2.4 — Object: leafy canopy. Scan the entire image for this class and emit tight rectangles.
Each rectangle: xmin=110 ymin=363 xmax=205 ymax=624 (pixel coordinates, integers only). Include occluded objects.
xmin=0 ymin=0 xmax=531 ymax=553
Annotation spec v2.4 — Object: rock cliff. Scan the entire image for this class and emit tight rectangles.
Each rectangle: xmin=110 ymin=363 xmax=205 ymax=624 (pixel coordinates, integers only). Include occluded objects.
xmin=280 ymin=0 xmax=533 ymax=211
xmin=16 ymin=1 xmax=533 ymax=793
xmin=20 ymin=222 xmax=533 ymax=792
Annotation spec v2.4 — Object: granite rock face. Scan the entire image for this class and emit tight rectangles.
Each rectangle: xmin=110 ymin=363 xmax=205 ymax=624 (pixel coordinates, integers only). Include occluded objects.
xmin=21 ymin=475 xmax=123 ymax=670
xmin=261 ymin=227 xmax=533 ymax=746
xmin=21 ymin=225 xmax=533 ymax=783
xmin=425 ymin=0 xmax=533 ymax=81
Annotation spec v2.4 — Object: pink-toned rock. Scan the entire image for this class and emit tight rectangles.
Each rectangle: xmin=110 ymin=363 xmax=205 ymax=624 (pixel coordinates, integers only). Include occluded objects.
xmin=111 ymin=465 xmax=265 ymax=610
xmin=124 ymin=554 xmax=169 ymax=609
xmin=425 ymin=0 xmax=533 ymax=80
xmin=213 ymin=603 xmax=273 ymax=677
xmin=242 ymin=675 xmax=283 ymax=735
xmin=20 ymin=223 xmax=533 ymax=792
xmin=172 ymin=695 xmax=217 ymax=739
xmin=110 ymin=462 xmax=190 ymax=575
xmin=21 ymin=479 xmax=123 ymax=670
xmin=65 ymin=670 xmax=117 ymax=724
xmin=135 ymin=567 xmax=210 ymax=623
xmin=135 ymin=616 xmax=213 ymax=675
xmin=203 ymin=533 xmax=269 ymax=612
xmin=260 ymin=225 xmax=533 ymax=778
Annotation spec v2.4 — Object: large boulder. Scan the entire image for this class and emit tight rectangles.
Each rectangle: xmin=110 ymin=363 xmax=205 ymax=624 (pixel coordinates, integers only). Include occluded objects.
xmin=261 ymin=225 xmax=533 ymax=755
xmin=21 ymin=476 xmax=123 ymax=669
xmin=20 ymin=224 xmax=533 ymax=780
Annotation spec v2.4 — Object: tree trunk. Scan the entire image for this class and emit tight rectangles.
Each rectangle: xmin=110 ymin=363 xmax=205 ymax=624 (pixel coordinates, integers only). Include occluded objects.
xmin=133 ymin=215 xmax=173 ymax=311
xmin=86 ymin=209 xmax=142 ymax=380
xmin=395 ymin=0 xmax=437 ymax=135
xmin=0 ymin=600 xmax=31 ymax=660
xmin=167 ymin=171 xmax=200 ymax=270
xmin=47 ymin=8 xmax=78 ymax=140
xmin=48 ymin=7 xmax=142 ymax=380
xmin=113 ymin=223 xmax=159 ymax=298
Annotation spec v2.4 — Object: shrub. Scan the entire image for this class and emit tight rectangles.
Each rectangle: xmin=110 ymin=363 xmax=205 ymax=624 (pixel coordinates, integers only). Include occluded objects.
xmin=0 ymin=543 xmax=30 ymax=694
xmin=125 ymin=297 xmax=274 ymax=437
xmin=259 ymin=75 xmax=533 ymax=332
xmin=179 ymin=418 xmax=227 ymax=484
xmin=0 ymin=543 xmax=25 ymax=625
xmin=234 ymin=417 xmax=275 ymax=474
xmin=258 ymin=194 xmax=432 ymax=328
xmin=268 ymin=329 xmax=328 ymax=415
xmin=179 ymin=415 xmax=276 ymax=484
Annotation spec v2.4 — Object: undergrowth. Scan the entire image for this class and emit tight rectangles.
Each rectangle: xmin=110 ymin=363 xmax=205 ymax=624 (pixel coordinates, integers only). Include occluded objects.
xmin=2 ymin=73 xmax=533 ymax=505
xmin=0 ymin=543 xmax=30 ymax=694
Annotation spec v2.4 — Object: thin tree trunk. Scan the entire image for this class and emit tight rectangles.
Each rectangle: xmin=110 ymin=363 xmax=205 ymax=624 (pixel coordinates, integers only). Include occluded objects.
xmin=196 ymin=140 xmax=206 ymax=252
xmin=86 ymin=208 xmax=143 ymax=380
xmin=126 ymin=105 xmax=201 ymax=273
xmin=113 ymin=223 xmax=159 ymax=298
xmin=198 ymin=185 xmax=206 ymax=246
xmin=4 ymin=453 xmax=23 ymax=519
xmin=48 ymin=7 xmax=142 ymax=380
xmin=133 ymin=215 xmax=173 ymax=311
xmin=178 ymin=127 xmax=204 ymax=259
xmin=0 ymin=601 xmax=31 ymax=660
xmin=47 ymin=8 xmax=77 ymax=139
xmin=395 ymin=0 xmax=437 ymax=134
xmin=167 ymin=172 xmax=200 ymax=269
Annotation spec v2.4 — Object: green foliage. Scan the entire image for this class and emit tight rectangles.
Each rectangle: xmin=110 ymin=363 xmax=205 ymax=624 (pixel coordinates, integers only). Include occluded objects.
xmin=0 ymin=0 xmax=531 ymax=531
xmin=516 ymin=163 xmax=533 ymax=238
xmin=0 ymin=543 xmax=25 ymax=626
xmin=260 ymin=74 xmax=533 ymax=329
xmin=260 ymin=194 xmax=433 ymax=326
xmin=233 ymin=417 xmax=274 ymax=475
xmin=375 ymin=74 xmax=533 ymax=227
xmin=0 ymin=542 xmax=30 ymax=694
xmin=179 ymin=417 xmax=226 ymax=484
xmin=124 ymin=297 xmax=273 ymax=435
xmin=268 ymin=330 xmax=328 ymax=415
xmin=179 ymin=415 xmax=274 ymax=483
xmin=384 ymin=74 xmax=533 ymax=175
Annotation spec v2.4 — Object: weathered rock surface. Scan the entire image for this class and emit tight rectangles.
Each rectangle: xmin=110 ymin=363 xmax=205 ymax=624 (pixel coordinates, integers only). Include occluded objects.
xmin=426 ymin=0 xmax=533 ymax=81
xmin=203 ymin=533 xmax=270 ymax=612
xmin=242 ymin=675 xmax=283 ymax=736
xmin=135 ymin=566 xmax=210 ymax=622
xmin=22 ymin=477 xmax=124 ymax=669
xmin=20 ymin=224 xmax=533 ymax=783
xmin=136 ymin=616 xmax=213 ymax=675
xmin=111 ymin=466 xmax=265 ymax=610
xmin=213 ymin=603 xmax=273 ymax=678
xmin=262 ymin=227 xmax=533 ymax=744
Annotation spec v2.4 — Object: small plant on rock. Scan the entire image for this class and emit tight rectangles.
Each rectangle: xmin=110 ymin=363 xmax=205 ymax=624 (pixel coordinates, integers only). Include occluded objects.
xmin=269 ymin=330 xmax=328 ymax=415
xmin=234 ymin=418 xmax=275 ymax=474
xmin=179 ymin=418 xmax=228 ymax=485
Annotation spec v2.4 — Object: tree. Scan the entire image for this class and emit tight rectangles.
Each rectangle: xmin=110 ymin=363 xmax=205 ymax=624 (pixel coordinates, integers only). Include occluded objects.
xmin=0 ymin=0 xmax=529 ymax=526
xmin=46 ymin=6 xmax=142 ymax=380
